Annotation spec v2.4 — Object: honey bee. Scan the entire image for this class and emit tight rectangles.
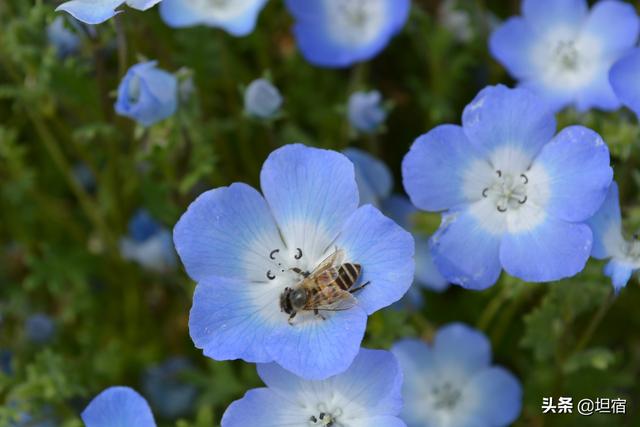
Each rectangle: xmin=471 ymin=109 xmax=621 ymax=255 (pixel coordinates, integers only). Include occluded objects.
xmin=279 ymin=248 xmax=369 ymax=325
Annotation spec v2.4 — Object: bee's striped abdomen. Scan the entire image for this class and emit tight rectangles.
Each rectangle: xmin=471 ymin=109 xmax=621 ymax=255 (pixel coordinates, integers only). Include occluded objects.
xmin=335 ymin=263 xmax=361 ymax=290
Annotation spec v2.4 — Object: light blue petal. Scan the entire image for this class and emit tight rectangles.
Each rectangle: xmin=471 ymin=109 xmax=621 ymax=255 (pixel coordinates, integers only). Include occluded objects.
xmin=522 ymin=0 xmax=588 ymax=34
xmin=500 ymin=216 xmax=592 ymax=282
xmin=344 ymin=148 xmax=393 ymax=207
xmin=465 ymin=367 xmax=523 ymax=427
xmin=159 ymin=0 xmax=200 ymax=27
xmin=126 ymin=0 xmax=161 ymax=10
xmin=604 ymin=260 xmax=635 ymax=293
xmin=348 ymin=417 xmax=407 ymax=427
xmin=266 ymin=306 xmax=367 ymax=380
xmin=531 ymin=126 xmax=612 ymax=223
xmin=56 ymin=0 xmax=124 ymax=25
xmin=260 ymin=144 xmax=359 ymax=260
xmin=610 ymin=49 xmax=640 ymax=118
xmin=489 ymin=17 xmax=536 ymax=79
xmin=347 ymin=91 xmax=387 ymax=133
xmin=462 ymin=85 xmax=556 ymax=163
xmin=173 ymin=183 xmax=282 ymax=283
xmin=402 ymin=125 xmax=484 ymax=212
xmin=221 ymin=388 xmax=301 ymax=427
xmin=244 ymin=78 xmax=283 ymax=119
xmin=414 ymin=236 xmax=448 ymax=292
xmin=581 ymin=1 xmax=639 ymax=52
xmin=430 ymin=201 xmax=503 ymax=290
xmin=587 ymin=182 xmax=622 ymax=259
xmin=574 ymin=65 xmax=621 ymax=112
xmin=81 ymin=386 xmax=156 ymax=427
xmin=433 ymin=323 xmax=491 ymax=376
xmin=218 ymin=0 xmax=270 ymax=36
xmin=335 ymin=205 xmax=415 ymax=314
xmin=380 ymin=195 xmax=417 ymax=232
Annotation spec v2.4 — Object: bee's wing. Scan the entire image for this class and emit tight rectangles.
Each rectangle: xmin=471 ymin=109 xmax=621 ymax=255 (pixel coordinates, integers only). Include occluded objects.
xmin=307 ymin=287 xmax=358 ymax=312
xmin=311 ymin=266 xmax=340 ymax=286
xmin=312 ymin=248 xmax=345 ymax=272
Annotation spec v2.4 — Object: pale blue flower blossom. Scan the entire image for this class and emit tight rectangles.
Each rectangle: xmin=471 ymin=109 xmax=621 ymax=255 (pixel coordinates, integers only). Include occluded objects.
xmin=348 ymin=90 xmax=387 ymax=134
xmin=244 ymin=78 xmax=283 ymax=119
xmin=47 ymin=17 xmax=80 ymax=57
xmin=56 ymin=0 xmax=162 ymax=25
xmin=82 ymin=386 xmax=156 ymax=427
xmin=25 ymin=313 xmax=56 ymax=344
xmin=142 ymin=357 xmax=198 ymax=419
xmin=610 ymin=48 xmax=640 ymax=119
xmin=120 ymin=210 xmax=177 ymax=272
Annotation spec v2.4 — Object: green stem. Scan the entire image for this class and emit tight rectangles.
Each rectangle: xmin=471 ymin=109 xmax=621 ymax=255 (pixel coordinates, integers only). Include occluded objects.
xmin=476 ymin=283 xmax=510 ymax=331
xmin=574 ymin=291 xmax=614 ymax=353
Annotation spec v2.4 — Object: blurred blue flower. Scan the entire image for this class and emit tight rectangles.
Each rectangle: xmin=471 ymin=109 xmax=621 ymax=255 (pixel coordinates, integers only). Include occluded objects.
xmin=0 ymin=350 xmax=12 ymax=375
xmin=345 ymin=148 xmax=448 ymax=295
xmin=222 ymin=348 xmax=404 ymax=427
xmin=142 ymin=357 xmax=198 ymax=419
xmin=490 ymin=0 xmax=640 ymax=112
xmin=244 ymin=78 xmax=283 ymax=119
xmin=160 ymin=0 xmax=269 ymax=36
xmin=115 ymin=61 xmax=177 ymax=127
xmin=120 ymin=210 xmax=177 ymax=272
xmin=47 ymin=17 xmax=80 ymax=57
xmin=587 ymin=182 xmax=639 ymax=292
xmin=392 ymin=323 xmax=522 ymax=427
xmin=285 ymin=0 xmax=410 ymax=68
xmin=610 ymin=48 xmax=640 ymax=119
xmin=25 ymin=313 xmax=56 ymax=344
xmin=82 ymin=386 xmax=156 ymax=427
xmin=72 ymin=163 xmax=96 ymax=193
xmin=11 ymin=413 xmax=57 ymax=427
xmin=403 ymin=85 xmax=612 ymax=290
xmin=348 ymin=90 xmax=387 ymax=134
xmin=174 ymin=144 xmax=414 ymax=379
xmin=56 ymin=0 xmax=162 ymax=25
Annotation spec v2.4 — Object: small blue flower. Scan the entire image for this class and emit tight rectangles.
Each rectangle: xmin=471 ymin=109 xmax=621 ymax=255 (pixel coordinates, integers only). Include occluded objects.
xmin=160 ymin=0 xmax=269 ymax=35
xmin=25 ymin=313 xmax=56 ymax=344
xmin=285 ymin=0 xmax=410 ymax=68
xmin=47 ymin=17 xmax=80 ymax=57
xmin=392 ymin=323 xmax=523 ymax=427
xmin=0 ymin=350 xmax=12 ymax=375
xmin=141 ymin=357 xmax=198 ymax=419
xmin=244 ymin=78 xmax=283 ymax=119
xmin=490 ymin=0 xmax=640 ymax=112
xmin=82 ymin=386 xmax=156 ymax=427
xmin=56 ymin=0 xmax=162 ymax=25
xmin=587 ymin=182 xmax=639 ymax=292
xmin=403 ymin=85 xmax=613 ymax=290
xmin=348 ymin=90 xmax=387 ymax=134
xmin=121 ymin=210 xmax=177 ymax=272
xmin=221 ymin=348 xmax=405 ymax=427
xmin=174 ymin=144 xmax=414 ymax=379
xmin=610 ymin=48 xmax=640 ymax=119
xmin=345 ymin=148 xmax=448 ymax=295
xmin=115 ymin=61 xmax=177 ymax=127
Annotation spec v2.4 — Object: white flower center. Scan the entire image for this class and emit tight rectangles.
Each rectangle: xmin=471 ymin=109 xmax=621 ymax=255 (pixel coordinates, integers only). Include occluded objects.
xmin=620 ymin=234 xmax=640 ymax=266
xmin=325 ymin=0 xmax=386 ymax=46
xmin=189 ymin=0 xmax=259 ymax=20
xmin=309 ymin=403 xmax=343 ymax=427
xmin=127 ymin=74 xmax=141 ymax=104
xmin=554 ymin=40 xmax=580 ymax=71
xmin=264 ymin=247 xmax=308 ymax=283
xmin=482 ymin=170 xmax=529 ymax=213
xmin=431 ymin=381 xmax=462 ymax=410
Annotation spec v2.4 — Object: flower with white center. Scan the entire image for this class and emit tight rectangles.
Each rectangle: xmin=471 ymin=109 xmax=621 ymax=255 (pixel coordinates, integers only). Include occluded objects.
xmin=221 ymin=348 xmax=405 ymax=427
xmin=344 ymin=148 xmax=448 ymax=297
xmin=244 ymin=78 xmax=283 ymax=119
xmin=47 ymin=16 xmax=80 ymax=58
xmin=82 ymin=386 xmax=157 ymax=427
xmin=120 ymin=209 xmax=177 ymax=272
xmin=402 ymin=85 xmax=613 ymax=290
xmin=174 ymin=144 xmax=414 ymax=379
xmin=284 ymin=0 xmax=410 ymax=68
xmin=392 ymin=324 xmax=522 ymax=427
xmin=348 ymin=91 xmax=388 ymax=134
xmin=115 ymin=61 xmax=178 ymax=127
xmin=56 ymin=0 xmax=162 ymax=25
xmin=587 ymin=182 xmax=640 ymax=292
xmin=610 ymin=48 xmax=640 ymax=119
xmin=490 ymin=0 xmax=640 ymax=112
xmin=160 ymin=0 xmax=269 ymax=36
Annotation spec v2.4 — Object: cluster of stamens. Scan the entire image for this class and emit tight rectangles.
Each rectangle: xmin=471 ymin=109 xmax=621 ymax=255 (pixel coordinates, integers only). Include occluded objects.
xmin=627 ymin=233 xmax=640 ymax=259
xmin=266 ymin=248 xmax=304 ymax=280
xmin=309 ymin=404 xmax=343 ymax=426
xmin=482 ymin=170 xmax=529 ymax=213
xmin=431 ymin=382 xmax=462 ymax=410
xmin=554 ymin=40 xmax=580 ymax=70
xmin=339 ymin=0 xmax=369 ymax=27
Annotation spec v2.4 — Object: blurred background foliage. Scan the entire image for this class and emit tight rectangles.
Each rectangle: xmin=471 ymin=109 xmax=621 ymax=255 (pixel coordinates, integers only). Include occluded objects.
xmin=1 ymin=0 xmax=640 ymax=426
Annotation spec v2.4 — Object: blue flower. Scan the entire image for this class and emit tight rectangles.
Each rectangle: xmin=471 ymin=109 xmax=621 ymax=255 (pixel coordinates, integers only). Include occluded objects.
xmin=221 ymin=348 xmax=405 ymax=427
xmin=121 ymin=210 xmax=177 ymax=272
xmin=82 ymin=386 xmax=156 ymax=427
xmin=610 ymin=48 xmax=640 ymax=119
xmin=344 ymin=148 xmax=448 ymax=295
xmin=160 ymin=0 xmax=268 ymax=35
xmin=174 ymin=144 xmax=414 ymax=379
xmin=25 ymin=313 xmax=56 ymax=344
xmin=285 ymin=0 xmax=410 ymax=68
xmin=56 ymin=0 xmax=162 ymax=25
xmin=47 ymin=17 xmax=80 ymax=57
xmin=587 ymin=182 xmax=639 ymax=292
xmin=0 ymin=350 xmax=12 ymax=375
xmin=402 ymin=85 xmax=613 ymax=290
xmin=244 ymin=78 xmax=283 ymax=119
xmin=348 ymin=90 xmax=388 ymax=134
xmin=115 ymin=61 xmax=177 ymax=127
xmin=141 ymin=357 xmax=198 ymax=419
xmin=490 ymin=0 xmax=640 ymax=112
xmin=392 ymin=323 xmax=522 ymax=427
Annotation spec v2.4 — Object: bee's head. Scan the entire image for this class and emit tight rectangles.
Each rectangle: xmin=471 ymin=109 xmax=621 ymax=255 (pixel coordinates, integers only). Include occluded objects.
xmin=290 ymin=288 xmax=308 ymax=310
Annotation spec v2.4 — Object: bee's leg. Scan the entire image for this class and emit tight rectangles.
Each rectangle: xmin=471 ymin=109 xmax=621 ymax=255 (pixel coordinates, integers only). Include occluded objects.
xmin=314 ymin=309 xmax=326 ymax=320
xmin=289 ymin=267 xmax=310 ymax=278
xmin=349 ymin=281 xmax=370 ymax=294
xmin=288 ymin=312 xmax=297 ymax=325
